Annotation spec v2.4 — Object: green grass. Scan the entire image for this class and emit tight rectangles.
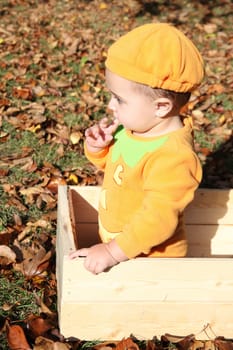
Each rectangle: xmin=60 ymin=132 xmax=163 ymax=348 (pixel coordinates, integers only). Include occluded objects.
xmin=0 ymin=272 xmax=41 ymax=321
xmin=0 ymin=185 xmax=51 ymax=231
xmin=0 ymin=116 xmax=88 ymax=231
xmin=0 ymin=270 xmax=42 ymax=349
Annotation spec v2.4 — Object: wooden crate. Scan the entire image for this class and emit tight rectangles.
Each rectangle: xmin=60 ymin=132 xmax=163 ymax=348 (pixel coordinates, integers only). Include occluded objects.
xmin=56 ymin=186 xmax=233 ymax=340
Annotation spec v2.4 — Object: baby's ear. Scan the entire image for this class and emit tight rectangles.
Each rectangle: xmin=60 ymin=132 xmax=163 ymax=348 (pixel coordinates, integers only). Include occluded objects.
xmin=153 ymin=97 xmax=173 ymax=118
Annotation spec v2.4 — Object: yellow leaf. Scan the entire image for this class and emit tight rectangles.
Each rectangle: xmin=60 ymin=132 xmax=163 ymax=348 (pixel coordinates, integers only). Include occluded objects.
xmin=99 ymin=2 xmax=107 ymax=9
xmin=70 ymin=131 xmax=82 ymax=144
xmin=68 ymin=173 xmax=78 ymax=184
xmin=218 ymin=114 xmax=226 ymax=125
xmin=27 ymin=124 xmax=41 ymax=133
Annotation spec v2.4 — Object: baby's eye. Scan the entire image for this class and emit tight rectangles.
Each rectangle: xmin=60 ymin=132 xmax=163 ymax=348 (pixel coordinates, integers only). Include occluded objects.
xmin=113 ymin=95 xmax=123 ymax=104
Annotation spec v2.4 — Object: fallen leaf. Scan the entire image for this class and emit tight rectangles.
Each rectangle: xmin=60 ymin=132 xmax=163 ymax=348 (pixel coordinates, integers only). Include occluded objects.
xmin=47 ymin=176 xmax=67 ymax=194
xmin=16 ymin=246 xmax=53 ymax=278
xmin=207 ymin=84 xmax=225 ymax=94
xmin=67 ymin=173 xmax=78 ymax=184
xmin=69 ymin=131 xmax=82 ymax=145
xmin=0 ymin=232 xmax=15 ymax=246
xmin=0 ymin=245 xmax=16 ymax=265
xmin=204 ymin=340 xmax=216 ymax=350
xmin=0 ymin=98 xmax=10 ymax=107
xmin=34 ymin=336 xmax=70 ymax=349
xmin=215 ymin=338 xmax=233 ymax=350
xmin=6 ymin=323 xmax=31 ymax=350
xmin=100 ymin=2 xmax=108 ymax=10
xmin=26 ymin=314 xmax=55 ymax=338
xmin=203 ymin=23 xmax=217 ymax=34
xmin=162 ymin=334 xmax=195 ymax=350
xmin=12 ymin=87 xmax=33 ymax=100
xmin=192 ymin=109 xmax=204 ymax=119
xmin=115 ymin=338 xmax=139 ymax=350
xmin=190 ymin=340 xmax=205 ymax=350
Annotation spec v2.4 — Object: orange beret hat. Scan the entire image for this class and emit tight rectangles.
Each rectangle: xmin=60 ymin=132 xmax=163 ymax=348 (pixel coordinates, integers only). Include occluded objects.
xmin=105 ymin=23 xmax=204 ymax=92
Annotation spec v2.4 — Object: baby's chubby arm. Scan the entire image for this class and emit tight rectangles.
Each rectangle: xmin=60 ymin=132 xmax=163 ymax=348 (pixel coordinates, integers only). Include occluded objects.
xmin=85 ymin=117 xmax=119 ymax=153
xmin=69 ymin=239 xmax=128 ymax=274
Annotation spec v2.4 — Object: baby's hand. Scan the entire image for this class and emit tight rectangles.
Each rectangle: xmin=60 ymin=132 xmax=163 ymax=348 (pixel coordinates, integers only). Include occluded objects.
xmin=85 ymin=117 xmax=119 ymax=153
xmin=69 ymin=240 xmax=128 ymax=274
xmin=69 ymin=243 xmax=118 ymax=274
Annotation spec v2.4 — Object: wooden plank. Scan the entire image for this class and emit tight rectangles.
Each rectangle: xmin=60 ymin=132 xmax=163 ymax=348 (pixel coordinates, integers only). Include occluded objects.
xmin=68 ymin=187 xmax=101 ymax=248
xmin=59 ymin=302 xmax=233 ymax=340
xmin=61 ymin=257 xmax=233 ymax=302
xmin=185 ymin=188 xmax=233 ymax=225
xmin=58 ymin=257 xmax=233 ymax=339
xmin=56 ymin=185 xmax=77 ymax=310
xmin=75 ymin=223 xmax=233 ymax=256
xmin=68 ymin=186 xmax=233 ymax=224
xmin=57 ymin=186 xmax=76 ymax=254
xmin=186 ymin=225 xmax=233 ymax=257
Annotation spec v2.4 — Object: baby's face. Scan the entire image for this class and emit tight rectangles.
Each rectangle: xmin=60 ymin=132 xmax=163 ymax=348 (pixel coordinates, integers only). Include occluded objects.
xmin=105 ymin=69 xmax=159 ymax=136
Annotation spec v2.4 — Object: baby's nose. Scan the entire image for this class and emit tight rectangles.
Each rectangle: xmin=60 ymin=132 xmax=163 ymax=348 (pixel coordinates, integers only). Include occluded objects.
xmin=108 ymin=96 xmax=116 ymax=111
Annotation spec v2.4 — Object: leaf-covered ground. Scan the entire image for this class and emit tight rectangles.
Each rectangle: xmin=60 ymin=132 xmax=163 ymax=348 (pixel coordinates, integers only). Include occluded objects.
xmin=0 ymin=0 xmax=232 ymax=349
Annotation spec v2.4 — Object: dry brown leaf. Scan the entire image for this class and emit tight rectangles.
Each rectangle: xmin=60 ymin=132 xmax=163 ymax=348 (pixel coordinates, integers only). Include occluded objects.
xmin=34 ymin=294 xmax=54 ymax=315
xmin=215 ymin=338 xmax=233 ymax=350
xmin=38 ymin=192 xmax=56 ymax=209
xmin=19 ymin=187 xmax=56 ymax=209
xmin=20 ymin=187 xmax=43 ymax=205
xmin=145 ymin=339 xmax=159 ymax=350
xmin=49 ymin=79 xmax=71 ymax=88
xmin=0 ymin=245 xmax=16 ymax=265
xmin=204 ymin=340 xmax=216 ymax=350
xmin=32 ymin=86 xmax=47 ymax=97
xmin=203 ymin=23 xmax=217 ymax=34
xmin=207 ymin=84 xmax=225 ymax=94
xmin=12 ymin=87 xmax=33 ymax=100
xmin=46 ymin=125 xmax=70 ymax=141
xmin=26 ymin=314 xmax=55 ymax=338
xmin=115 ymin=338 xmax=140 ymax=350
xmin=162 ymin=334 xmax=195 ymax=350
xmin=17 ymin=246 xmax=52 ymax=278
xmin=6 ymin=323 xmax=31 ymax=350
xmin=0 ymin=232 xmax=14 ymax=246
xmin=47 ymin=176 xmax=67 ymax=194
xmin=65 ymin=38 xmax=80 ymax=56
xmin=190 ymin=340 xmax=205 ymax=350
xmin=33 ymin=336 xmax=70 ymax=349
xmin=0 ymin=168 xmax=9 ymax=176
xmin=0 ymin=98 xmax=10 ymax=108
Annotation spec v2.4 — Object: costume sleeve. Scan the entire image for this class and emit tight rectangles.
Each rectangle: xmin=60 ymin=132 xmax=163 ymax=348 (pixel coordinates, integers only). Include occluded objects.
xmin=115 ymin=148 xmax=202 ymax=258
xmin=84 ymin=142 xmax=109 ymax=170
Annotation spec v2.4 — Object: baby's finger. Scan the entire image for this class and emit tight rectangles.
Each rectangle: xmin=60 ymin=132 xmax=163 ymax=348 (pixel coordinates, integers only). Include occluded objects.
xmin=85 ymin=126 xmax=99 ymax=139
xmin=99 ymin=117 xmax=109 ymax=123
xmin=69 ymin=248 xmax=89 ymax=259
xmin=106 ymin=118 xmax=119 ymax=134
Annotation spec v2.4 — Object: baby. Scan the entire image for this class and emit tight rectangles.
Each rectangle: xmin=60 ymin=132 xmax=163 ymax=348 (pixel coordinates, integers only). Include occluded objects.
xmin=70 ymin=23 xmax=204 ymax=274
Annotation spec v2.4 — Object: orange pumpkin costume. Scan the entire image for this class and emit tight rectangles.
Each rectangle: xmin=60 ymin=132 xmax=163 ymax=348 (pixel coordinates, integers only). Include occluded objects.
xmin=85 ymin=116 xmax=202 ymax=258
